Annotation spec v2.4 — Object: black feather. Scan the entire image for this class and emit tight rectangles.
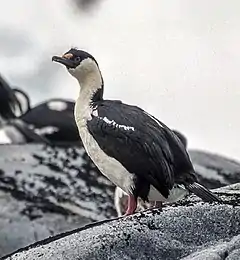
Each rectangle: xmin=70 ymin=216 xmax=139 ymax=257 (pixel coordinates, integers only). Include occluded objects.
xmin=186 ymin=182 xmax=221 ymax=202
xmin=87 ymin=100 xmax=194 ymax=200
xmin=0 ymin=75 xmax=21 ymax=119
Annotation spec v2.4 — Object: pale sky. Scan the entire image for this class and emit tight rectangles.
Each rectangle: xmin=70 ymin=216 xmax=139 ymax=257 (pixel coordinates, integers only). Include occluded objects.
xmin=0 ymin=0 xmax=240 ymax=161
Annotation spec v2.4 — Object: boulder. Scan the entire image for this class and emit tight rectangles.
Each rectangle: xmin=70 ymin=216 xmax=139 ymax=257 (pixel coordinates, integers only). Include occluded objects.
xmin=0 ymin=144 xmax=115 ymax=257
xmin=189 ymin=150 xmax=240 ymax=189
xmin=2 ymin=183 xmax=240 ymax=260
xmin=0 ymin=142 xmax=240 ymax=257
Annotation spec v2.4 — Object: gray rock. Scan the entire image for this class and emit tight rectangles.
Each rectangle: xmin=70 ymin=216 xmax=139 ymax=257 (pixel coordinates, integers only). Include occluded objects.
xmin=189 ymin=150 xmax=240 ymax=189
xmin=0 ymin=144 xmax=116 ymax=257
xmin=0 ymin=143 xmax=240 ymax=258
xmin=0 ymin=144 xmax=115 ymax=220
xmin=182 ymin=235 xmax=240 ymax=260
xmin=0 ymin=190 xmax=89 ymax=257
xmin=2 ymin=184 xmax=240 ymax=260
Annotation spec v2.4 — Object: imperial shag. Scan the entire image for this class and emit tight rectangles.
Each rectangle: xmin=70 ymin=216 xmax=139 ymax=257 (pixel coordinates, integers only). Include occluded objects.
xmin=52 ymin=48 xmax=220 ymax=215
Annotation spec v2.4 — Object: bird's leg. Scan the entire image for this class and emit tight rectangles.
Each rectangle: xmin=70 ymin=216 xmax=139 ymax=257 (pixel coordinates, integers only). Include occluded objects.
xmin=124 ymin=195 xmax=137 ymax=216
xmin=154 ymin=201 xmax=163 ymax=209
xmin=147 ymin=201 xmax=163 ymax=210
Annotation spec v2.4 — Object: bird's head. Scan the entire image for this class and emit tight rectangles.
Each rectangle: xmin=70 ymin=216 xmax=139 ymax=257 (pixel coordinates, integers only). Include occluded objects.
xmin=52 ymin=48 xmax=100 ymax=83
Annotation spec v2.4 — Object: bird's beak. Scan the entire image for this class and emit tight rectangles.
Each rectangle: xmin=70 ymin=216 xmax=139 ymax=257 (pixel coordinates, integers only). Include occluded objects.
xmin=52 ymin=56 xmax=76 ymax=69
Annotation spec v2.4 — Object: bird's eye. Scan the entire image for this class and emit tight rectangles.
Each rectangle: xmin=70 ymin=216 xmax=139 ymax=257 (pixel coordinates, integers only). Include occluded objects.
xmin=74 ymin=57 xmax=81 ymax=63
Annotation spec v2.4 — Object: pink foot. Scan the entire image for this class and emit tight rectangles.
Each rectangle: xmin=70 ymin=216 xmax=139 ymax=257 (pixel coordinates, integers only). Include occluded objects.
xmin=124 ymin=195 xmax=137 ymax=216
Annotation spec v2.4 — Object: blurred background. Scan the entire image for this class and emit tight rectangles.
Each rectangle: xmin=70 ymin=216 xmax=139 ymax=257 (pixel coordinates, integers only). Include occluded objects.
xmin=0 ymin=0 xmax=239 ymax=161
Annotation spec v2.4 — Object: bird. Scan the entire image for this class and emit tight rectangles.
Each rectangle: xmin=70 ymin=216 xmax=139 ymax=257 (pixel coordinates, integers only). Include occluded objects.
xmin=0 ymin=74 xmax=79 ymax=145
xmin=52 ymin=48 xmax=221 ymax=216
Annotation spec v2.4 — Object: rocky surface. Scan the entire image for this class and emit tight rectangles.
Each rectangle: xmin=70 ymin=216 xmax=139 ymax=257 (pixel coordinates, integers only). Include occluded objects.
xmin=190 ymin=150 xmax=240 ymax=189
xmin=2 ymin=184 xmax=240 ymax=260
xmin=0 ymin=143 xmax=240 ymax=258
xmin=0 ymin=144 xmax=116 ymax=257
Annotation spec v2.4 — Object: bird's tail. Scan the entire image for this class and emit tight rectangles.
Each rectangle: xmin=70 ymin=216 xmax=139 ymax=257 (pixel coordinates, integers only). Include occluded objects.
xmin=186 ymin=182 xmax=222 ymax=202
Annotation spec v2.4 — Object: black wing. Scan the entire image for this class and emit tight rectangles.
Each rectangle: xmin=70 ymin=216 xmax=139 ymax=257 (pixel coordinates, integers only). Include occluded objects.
xmin=87 ymin=100 xmax=194 ymax=199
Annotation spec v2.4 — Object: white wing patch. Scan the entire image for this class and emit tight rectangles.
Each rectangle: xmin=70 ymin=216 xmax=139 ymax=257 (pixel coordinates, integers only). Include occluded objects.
xmin=34 ymin=126 xmax=59 ymax=135
xmin=101 ymin=116 xmax=135 ymax=131
xmin=47 ymin=101 xmax=68 ymax=111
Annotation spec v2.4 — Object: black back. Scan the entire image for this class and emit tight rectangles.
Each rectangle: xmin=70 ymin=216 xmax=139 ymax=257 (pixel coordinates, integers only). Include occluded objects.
xmin=20 ymin=99 xmax=79 ymax=143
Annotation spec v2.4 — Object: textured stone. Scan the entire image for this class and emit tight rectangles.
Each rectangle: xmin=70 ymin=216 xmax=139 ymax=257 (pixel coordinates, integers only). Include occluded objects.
xmin=2 ymin=184 xmax=240 ymax=260
xmin=0 ymin=143 xmax=240 ymax=258
xmin=0 ymin=144 xmax=115 ymax=257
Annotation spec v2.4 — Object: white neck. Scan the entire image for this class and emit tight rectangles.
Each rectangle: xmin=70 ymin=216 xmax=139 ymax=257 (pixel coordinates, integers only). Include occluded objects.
xmin=73 ymin=59 xmax=103 ymax=125
xmin=77 ymin=70 xmax=103 ymax=105
xmin=69 ymin=59 xmax=103 ymax=105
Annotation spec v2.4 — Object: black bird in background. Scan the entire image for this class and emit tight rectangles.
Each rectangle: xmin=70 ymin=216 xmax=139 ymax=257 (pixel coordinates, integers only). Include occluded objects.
xmin=0 ymin=74 xmax=26 ymax=120
xmin=0 ymin=74 xmax=79 ymax=145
